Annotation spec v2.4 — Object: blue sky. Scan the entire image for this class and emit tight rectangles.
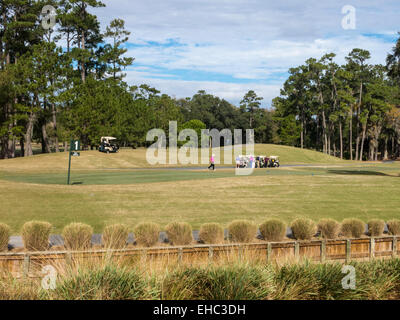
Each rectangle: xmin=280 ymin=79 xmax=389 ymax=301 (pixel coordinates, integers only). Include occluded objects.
xmin=93 ymin=0 xmax=400 ymax=107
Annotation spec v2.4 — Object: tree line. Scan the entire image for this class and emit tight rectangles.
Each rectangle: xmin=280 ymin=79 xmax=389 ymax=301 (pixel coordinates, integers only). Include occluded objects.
xmin=1 ymin=0 xmax=399 ymax=160
xmin=273 ymin=44 xmax=400 ymax=160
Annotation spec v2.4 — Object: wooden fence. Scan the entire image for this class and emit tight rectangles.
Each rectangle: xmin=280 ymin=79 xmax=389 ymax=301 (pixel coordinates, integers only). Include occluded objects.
xmin=0 ymin=236 xmax=398 ymax=277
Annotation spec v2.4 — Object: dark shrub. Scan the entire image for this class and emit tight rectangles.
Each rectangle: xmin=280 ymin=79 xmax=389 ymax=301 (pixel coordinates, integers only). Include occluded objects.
xmin=134 ymin=222 xmax=160 ymax=247
xmin=199 ymin=223 xmax=224 ymax=244
xmin=165 ymin=222 xmax=192 ymax=246
xmin=62 ymin=223 xmax=93 ymax=250
xmin=317 ymin=219 xmax=340 ymax=239
xmin=367 ymin=219 xmax=385 ymax=237
xmin=103 ymin=224 xmax=129 ymax=249
xmin=228 ymin=220 xmax=257 ymax=243
xmin=259 ymin=219 xmax=286 ymax=241
xmin=21 ymin=221 xmax=52 ymax=251
xmin=341 ymin=219 xmax=365 ymax=238
xmin=291 ymin=218 xmax=316 ymax=240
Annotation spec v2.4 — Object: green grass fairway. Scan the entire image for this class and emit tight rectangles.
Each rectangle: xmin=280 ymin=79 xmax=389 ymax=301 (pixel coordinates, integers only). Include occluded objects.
xmin=0 ymin=144 xmax=399 ymax=234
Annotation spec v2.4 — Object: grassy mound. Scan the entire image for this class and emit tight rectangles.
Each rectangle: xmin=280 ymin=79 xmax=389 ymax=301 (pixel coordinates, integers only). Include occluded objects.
xmin=0 ymin=144 xmax=346 ymax=173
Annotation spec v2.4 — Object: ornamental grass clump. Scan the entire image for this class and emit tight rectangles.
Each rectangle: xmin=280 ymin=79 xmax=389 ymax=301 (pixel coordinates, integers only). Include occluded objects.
xmin=0 ymin=223 xmax=10 ymax=252
xmin=62 ymin=223 xmax=93 ymax=251
xmin=259 ymin=219 xmax=286 ymax=241
xmin=134 ymin=222 xmax=160 ymax=247
xmin=387 ymin=220 xmax=400 ymax=236
xmin=228 ymin=220 xmax=257 ymax=243
xmin=341 ymin=219 xmax=365 ymax=238
xmin=199 ymin=223 xmax=224 ymax=244
xmin=21 ymin=221 xmax=52 ymax=251
xmin=290 ymin=218 xmax=316 ymax=241
xmin=317 ymin=219 xmax=340 ymax=239
xmin=367 ymin=219 xmax=385 ymax=237
xmin=44 ymin=265 xmax=152 ymax=300
xmin=162 ymin=264 xmax=274 ymax=300
xmin=102 ymin=224 xmax=129 ymax=249
xmin=165 ymin=222 xmax=192 ymax=246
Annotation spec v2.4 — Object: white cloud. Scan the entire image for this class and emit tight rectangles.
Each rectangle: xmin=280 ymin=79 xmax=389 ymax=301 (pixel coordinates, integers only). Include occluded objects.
xmin=91 ymin=0 xmax=400 ymax=106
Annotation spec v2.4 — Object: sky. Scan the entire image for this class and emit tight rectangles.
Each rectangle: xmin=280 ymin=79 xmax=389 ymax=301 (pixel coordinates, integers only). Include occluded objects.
xmin=93 ymin=0 xmax=400 ymax=107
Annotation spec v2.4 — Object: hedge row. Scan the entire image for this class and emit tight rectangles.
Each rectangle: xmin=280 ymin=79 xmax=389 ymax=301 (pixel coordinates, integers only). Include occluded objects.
xmin=1 ymin=218 xmax=400 ymax=252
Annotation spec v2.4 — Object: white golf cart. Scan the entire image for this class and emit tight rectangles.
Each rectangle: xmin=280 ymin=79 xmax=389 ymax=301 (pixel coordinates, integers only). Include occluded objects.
xmin=99 ymin=136 xmax=119 ymax=154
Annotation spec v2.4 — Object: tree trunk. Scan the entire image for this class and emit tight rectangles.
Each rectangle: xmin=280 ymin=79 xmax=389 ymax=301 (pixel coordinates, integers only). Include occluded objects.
xmin=300 ymin=119 xmax=304 ymax=149
xmin=392 ymin=136 xmax=395 ymax=159
xmin=52 ymin=102 xmax=59 ymax=152
xmin=19 ymin=137 xmax=24 ymax=157
xmin=355 ymin=107 xmax=360 ymax=161
xmin=41 ymin=123 xmax=51 ymax=153
xmin=81 ymin=31 xmax=86 ymax=83
xmin=322 ymin=110 xmax=328 ymax=154
xmin=316 ymin=116 xmax=320 ymax=151
xmin=368 ymin=140 xmax=374 ymax=161
xmin=384 ymin=137 xmax=388 ymax=160
xmin=349 ymin=107 xmax=353 ymax=160
xmin=339 ymin=121 xmax=343 ymax=159
xmin=359 ymin=122 xmax=367 ymax=161
xmin=24 ymin=113 xmax=36 ymax=157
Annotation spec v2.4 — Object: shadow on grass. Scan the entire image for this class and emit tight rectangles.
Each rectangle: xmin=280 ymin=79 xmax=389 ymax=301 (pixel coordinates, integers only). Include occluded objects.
xmin=71 ymin=182 xmax=83 ymax=185
xmin=328 ymin=169 xmax=398 ymax=177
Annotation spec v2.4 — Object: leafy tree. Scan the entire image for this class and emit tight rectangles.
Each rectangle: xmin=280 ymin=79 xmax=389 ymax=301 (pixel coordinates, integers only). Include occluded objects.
xmin=387 ymin=33 xmax=400 ymax=85
xmin=240 ymin=90 xmax=263 ymax=129
xmin=103 ymin=18 xmax=134 ymax=80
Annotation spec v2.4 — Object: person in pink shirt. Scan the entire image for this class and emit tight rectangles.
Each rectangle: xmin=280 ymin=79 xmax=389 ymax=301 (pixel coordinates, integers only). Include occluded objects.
xmin=208 ymin=154 xmax=215 ymax=171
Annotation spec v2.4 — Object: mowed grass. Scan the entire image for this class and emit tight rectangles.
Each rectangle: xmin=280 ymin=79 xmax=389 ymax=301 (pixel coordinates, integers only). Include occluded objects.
xmin=0 ymin=144 xmax=399 ymax=234
xmin=0 ymin=144 xmax=346 ymax=173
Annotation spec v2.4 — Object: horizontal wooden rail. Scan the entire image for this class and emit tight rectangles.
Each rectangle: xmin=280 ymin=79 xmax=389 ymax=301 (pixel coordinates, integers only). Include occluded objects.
xmin=0 ymin=236 xmax=398 ymax=277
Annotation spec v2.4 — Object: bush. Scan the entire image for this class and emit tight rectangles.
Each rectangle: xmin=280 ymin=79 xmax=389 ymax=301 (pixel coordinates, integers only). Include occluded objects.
xmin=62 ymin=223 xmax=93 ymax=251
xmin=199 ymin=223 xmax=224 ymax=244
xmin=162 ymin=265 xmax=274 ymax=300
xmin=259 ymin=219 xmax=286 ymax=241
xmin=228 ymin=220 xmax=257 ymax=243
xmin=317 ymin=219 xmax=340 ymax=239
xmin=165 ymin=222 xmax=192 ymax=246
xmin=341 ymin=219 xmax=365 ymax=238
xmin=387 ymin=220 xmax=400 ymax=236
xmin=21 ymin=221 xmax=52 ymax=251
xmin=44 ymin=265 xmax=152 ymax=300
xmin=0 ymin=223 xmax=10 ymax=252
xmin=102 ymin=224 xmax=129 ymax=249
xmin=134 ymin=222 xmax=160 ymax=247
xmin=368 ymin=219 xmax=385 ymax=237
xmin=290 ymin=218 xmax=316 ymax=240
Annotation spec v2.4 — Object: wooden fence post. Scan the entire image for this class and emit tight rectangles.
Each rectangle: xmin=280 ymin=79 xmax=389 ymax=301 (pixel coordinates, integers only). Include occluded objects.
xmin=294 ymin=242 xmax=300 ymax=260
xmin=393 ymin=237 xmax=397 ymax=258
xmin=23 ymin=254 xmax=30 ymax=278
xmin=65 ymin=252 xmax=72 ymax=266
xmin=141 ymin=249 xmax=147 ymax=264
xmin=267 ymin=243 xmax=272 ymax=263
xmin=178 ymin=247 xmax=183 ymax=263
xmin=320 ymin=240 xmax=326 ymax=262
xmin=238 ymin=244 xmax=243 ymax=261
xmin=346 ymin=240 xmax=351 ymax=263
xmin=370 ymin=238 xmax=375 ymax=259
xmin=208 ymin=246 xmax=213 ymax=264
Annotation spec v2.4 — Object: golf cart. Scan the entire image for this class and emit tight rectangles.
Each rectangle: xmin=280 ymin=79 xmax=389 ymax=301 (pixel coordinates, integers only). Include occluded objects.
xmin=267 ymin=156 xmax=280 ymax=168
xmin=256 ymin=156 xmax=268 ymax=168
xmin=99 ymin=136 xmax=119 ymax=153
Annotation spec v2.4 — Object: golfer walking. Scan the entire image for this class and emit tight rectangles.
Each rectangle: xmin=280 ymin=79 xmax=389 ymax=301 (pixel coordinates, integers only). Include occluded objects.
xmin=208 ymin=154 xmax=215 ymax=171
